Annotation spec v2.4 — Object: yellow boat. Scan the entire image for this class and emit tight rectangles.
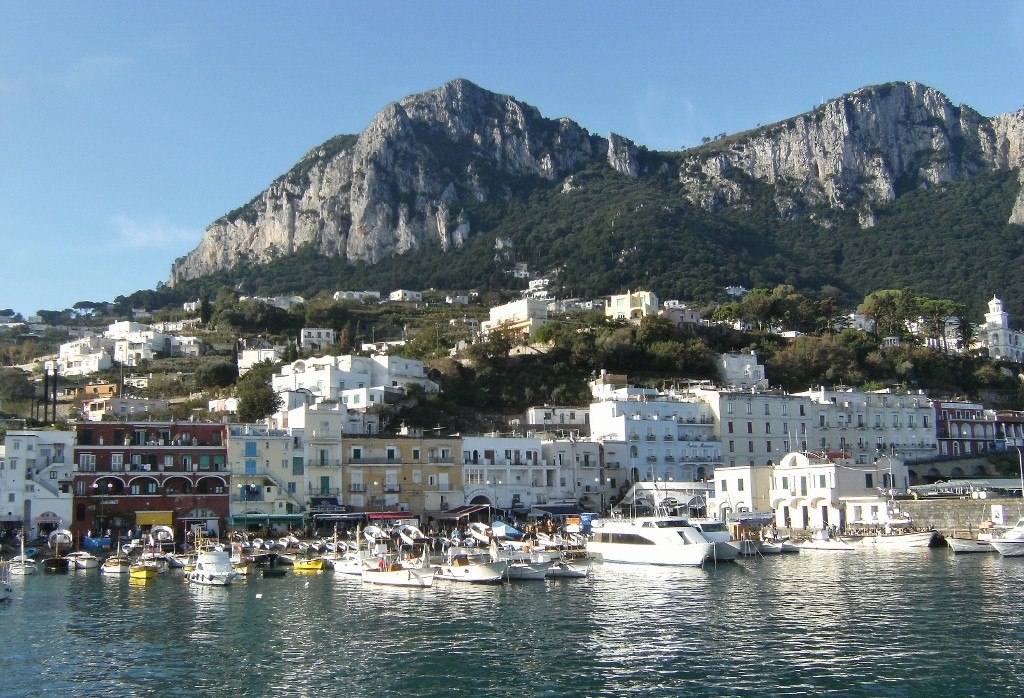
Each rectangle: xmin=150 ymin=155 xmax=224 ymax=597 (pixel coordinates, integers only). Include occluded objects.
xmin=129 ymin=562 xmax=158 ymax=580
xmin=292 ymin=558 xmax=325 ymax=573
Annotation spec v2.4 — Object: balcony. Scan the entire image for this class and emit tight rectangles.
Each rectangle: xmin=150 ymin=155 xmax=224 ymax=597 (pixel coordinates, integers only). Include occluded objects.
xmin=663 ymin=434 xmax=674 ymax=441
xmin=664 ymin=455 xmax=675 ymax=462
xmin=348 ymin=484 xmax=367 ymax=493
xmin=307 ymin=459 xmax=342 ymax=468
xmin=645 ymin=435 xmax=656 ymax=441
xmin=348 ymin=457 xmax=403 ymax=465
xmin=383 ymin=484 xmax=401 ymax=493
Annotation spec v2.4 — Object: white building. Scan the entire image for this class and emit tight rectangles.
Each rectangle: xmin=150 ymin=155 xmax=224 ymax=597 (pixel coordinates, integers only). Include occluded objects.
xmin=692 ymin=388 xmax=817 ymax=468
xmin=389 ymin=290 xmax=422 ymax=303
xmin=793 ymin=386 xmax=937 ymax=463
xmin=333 ymin=290 xmax=381 ymax=303
xmin=238 ymin=347 xmax=286 ymax=375
xmin=271 ymin=354 xmax=438 ymax=405
xmin=540 ymin=437 xmax=603 ymax=510
xmin=589 ymin=395 xmax=722 ymax=484
xmin=461 ymin=435 xmax=545 ymax=512
xmin=82 ymin=397 xmax=169 ymax=421
xmin=300 ymin=328 xmax=336 ymax=352
xmin=974 ymin=296 xmax=1024 ymax=362
xmin=769 ymin=451 xmax=906 ymax=531
xmin=523 ymin=406 xmax=590 ymax=434
xmin=0 ymin=429 xmax=75 ymax=539
xmin=480 ymin=299 xmax=549 ymax=340
xmin=605 ymin=290 xmax=659 ymax=322
xmin=52 ymin=336 xmax=113 ymax=376
xmin=718 ymin=351 xmax=768 ymax=390
xmin=708 ymin=463 xmax=774 ymax=521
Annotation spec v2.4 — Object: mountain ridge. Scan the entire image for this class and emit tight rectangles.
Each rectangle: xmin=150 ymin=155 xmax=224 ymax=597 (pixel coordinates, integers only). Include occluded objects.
xmin=169 ymin=79 xmax=1024 ymax=299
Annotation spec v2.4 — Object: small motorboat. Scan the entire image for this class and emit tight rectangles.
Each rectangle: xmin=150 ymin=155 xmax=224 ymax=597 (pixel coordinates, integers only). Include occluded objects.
xmin=292 ymin=558 xmax=325 ymax=573
xmin=65 ymin=551 xmax=101 ymax=570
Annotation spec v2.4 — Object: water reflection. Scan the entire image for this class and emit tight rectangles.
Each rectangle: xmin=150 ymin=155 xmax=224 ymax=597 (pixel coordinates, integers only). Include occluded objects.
xmin=5 ymin=551 xmax=1024 ymax=696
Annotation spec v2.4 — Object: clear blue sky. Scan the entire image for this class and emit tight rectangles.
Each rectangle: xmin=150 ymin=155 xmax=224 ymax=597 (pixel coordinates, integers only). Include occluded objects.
xmin=2 ymin=2 xmax=1023 ymax=317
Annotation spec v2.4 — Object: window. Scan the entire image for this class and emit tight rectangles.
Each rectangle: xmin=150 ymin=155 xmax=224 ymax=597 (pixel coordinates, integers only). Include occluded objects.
xmin=764 ymin=403 xmax=770 ymax=415
xmin=766 ymin=441 xmax=772 ymax=452
xmin=747 ymin=422 xmax=753 ymax=434
xmin=292 ymin=457 xmax=304 ymax=475
xmin=78 ymin=454 xmax=95 ymax=472
xmin=748 ymin=441 xmax=754 ymax=453
xmin=865 ymin=473 xmax=874 ymax=488
xmin=799 ymin=405 xmax=805 ymax=416
xmin=745 ymin=403 xmax=752 ymax=415
xmin=729 ymin=441 xmax=735 ymax=453
xmin=111 ymin=453 xmax=124 ymax=471
xmin=737 ymin=478 xmax=745 ymax=491
xmin=819 ymin=474 xmax=827 ymax=488
xmin=782 ymin=476 xmax=789 ymax=490
xmin=288 ymin=482 xmax=297 ymax=494
xmin=727 ymin=403 xmax=734 ymax=415
xmin=728 ymin=422 xmax=734 ymax=434
xmin=720 ymin=480 xmax=728 ymax=492
xmin=765 ymin=423 xmax=771 ymax=434
xmin=412 ymin=449 xmax=421 ymax=460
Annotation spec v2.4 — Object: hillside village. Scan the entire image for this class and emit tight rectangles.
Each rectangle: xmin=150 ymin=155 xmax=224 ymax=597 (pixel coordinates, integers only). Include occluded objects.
xmin=2 ymin=281 xmax=1024 ymax=547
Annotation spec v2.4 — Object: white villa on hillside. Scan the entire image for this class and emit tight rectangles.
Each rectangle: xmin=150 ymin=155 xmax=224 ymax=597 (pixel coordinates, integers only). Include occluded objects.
xmin=480 ymin=299 xmax=549 ymax=340
xmin=974 ymin=296 xmax=1024 ymax=362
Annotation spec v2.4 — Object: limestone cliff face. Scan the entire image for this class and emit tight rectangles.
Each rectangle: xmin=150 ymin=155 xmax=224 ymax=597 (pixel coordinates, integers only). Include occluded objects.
xmin=170 ymin=80 xmax=1024 ymax=283
xmin=676 ymin=82 xmax=1024 ymax=222
xmin=171 ymin=79 xmax=607 ymax=282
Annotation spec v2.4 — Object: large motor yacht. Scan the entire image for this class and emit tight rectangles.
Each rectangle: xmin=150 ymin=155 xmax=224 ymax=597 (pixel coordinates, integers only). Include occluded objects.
xmin=586 ymin=515 xmax=715 ymax=567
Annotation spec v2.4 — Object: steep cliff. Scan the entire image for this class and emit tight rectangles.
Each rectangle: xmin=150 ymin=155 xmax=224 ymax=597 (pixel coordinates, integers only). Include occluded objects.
xmin=170 ymin=79 xmax=1024 ymax=284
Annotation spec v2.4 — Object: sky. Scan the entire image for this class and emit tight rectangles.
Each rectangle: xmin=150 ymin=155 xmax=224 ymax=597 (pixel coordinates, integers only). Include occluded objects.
xmin=2 ymin=2 xmax=1024 ymax=317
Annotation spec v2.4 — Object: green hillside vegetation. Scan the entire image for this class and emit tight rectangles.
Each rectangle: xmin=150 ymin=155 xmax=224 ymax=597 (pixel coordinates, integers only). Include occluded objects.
xmin=147 ymin=164 xmax=1024 ymax=324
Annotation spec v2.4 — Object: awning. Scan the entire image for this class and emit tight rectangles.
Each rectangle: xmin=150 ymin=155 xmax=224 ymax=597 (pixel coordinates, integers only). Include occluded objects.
xmin=365 ymin=512 xmax=411 ymax=520
xmin=35 ymin=514 xmax=63 ymax=524
xmin=530 ymin=505 xmax=582 ymax=517
xmin=229 ymin=514 xmax=304 ymax=522
xmin=309 ymin=512 xmax=364 ymax=522
xmin=435 ymin=504 xmax=489 ymax=520
xmin=136 ymin=511 xmax=173 ymax=526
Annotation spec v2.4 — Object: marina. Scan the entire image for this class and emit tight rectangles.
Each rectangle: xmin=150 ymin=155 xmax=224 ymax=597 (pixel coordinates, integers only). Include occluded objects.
xmin=3 ymin=544 xmax=1024 ymax=696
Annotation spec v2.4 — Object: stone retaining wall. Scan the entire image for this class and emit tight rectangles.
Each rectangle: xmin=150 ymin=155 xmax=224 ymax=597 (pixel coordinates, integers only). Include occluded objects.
xmin=896 ymin=496 xmax=1024 ymax=535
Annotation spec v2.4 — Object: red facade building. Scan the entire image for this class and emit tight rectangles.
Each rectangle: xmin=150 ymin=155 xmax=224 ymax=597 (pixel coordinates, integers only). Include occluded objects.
xmin=72 ymin=421 xmax=231 ymax=543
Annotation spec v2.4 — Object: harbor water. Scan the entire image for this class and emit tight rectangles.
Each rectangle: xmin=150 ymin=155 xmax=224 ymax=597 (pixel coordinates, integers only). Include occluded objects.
xmin=4 ymin=549 xmax=1023 ymax=697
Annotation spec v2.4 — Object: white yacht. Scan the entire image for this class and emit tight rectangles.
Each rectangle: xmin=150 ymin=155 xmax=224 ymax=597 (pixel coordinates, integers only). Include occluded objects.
xmin=988 ymin=517 xmax=1024 ymax=557
xmin=688 ymin=519 xmax=740 ymax=562
xmin=186 ymin=550 xmax=238 ymax=586
xmin=587 ymin=515 xmax=715 ymax=567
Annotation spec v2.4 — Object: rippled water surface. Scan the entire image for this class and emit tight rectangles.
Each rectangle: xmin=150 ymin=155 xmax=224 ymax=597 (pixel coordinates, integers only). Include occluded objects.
xmin=4 ymin=549 xmax=1023 ymax=697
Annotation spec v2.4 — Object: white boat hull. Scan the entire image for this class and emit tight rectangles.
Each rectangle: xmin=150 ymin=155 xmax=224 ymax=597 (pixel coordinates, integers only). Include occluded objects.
xmin=361 ymin=566 xmax=434 ymax=587
xmin=990 ymin=540 xmax=1024 ymax=557
xmin=434 ymin=559 xmax=507 ymax=583
xmin=801 ymin=538 xmax=856 ymax=551
xmin=66 ymin=552 xmax=100 ymax=569
xmin=946 ymin=537 xmax=994 ymax=554
xmin=860 ymin=531 xmax=936 ymax=548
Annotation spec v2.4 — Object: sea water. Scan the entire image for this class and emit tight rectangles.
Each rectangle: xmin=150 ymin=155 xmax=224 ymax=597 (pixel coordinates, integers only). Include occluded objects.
xmin=3 ymin=549 xmax=1023 ymax=697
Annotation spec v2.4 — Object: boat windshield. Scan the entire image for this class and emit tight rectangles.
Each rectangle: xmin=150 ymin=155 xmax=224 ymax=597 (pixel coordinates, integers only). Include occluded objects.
xmin=696 ymin=523 xmax=728 ymax=533
xmin=652 ymin=520 xmax=692 ymax=529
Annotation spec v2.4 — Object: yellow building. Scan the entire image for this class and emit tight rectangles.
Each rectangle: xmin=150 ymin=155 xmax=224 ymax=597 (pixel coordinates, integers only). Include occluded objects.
xmin=342 ymin=436 xmax=464 ymax=517
xmin=226 ymin=425 xmax=305 ymax=533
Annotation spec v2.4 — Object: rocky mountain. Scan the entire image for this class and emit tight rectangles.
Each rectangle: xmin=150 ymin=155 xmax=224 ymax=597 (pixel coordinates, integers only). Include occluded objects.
xmin=170 ymin=79 xmax=1024 ymax=285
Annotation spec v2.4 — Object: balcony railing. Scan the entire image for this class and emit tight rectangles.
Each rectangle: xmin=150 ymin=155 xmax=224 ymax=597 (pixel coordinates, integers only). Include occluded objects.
xmin=349 ymin=484 xmax=367 ymax=493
